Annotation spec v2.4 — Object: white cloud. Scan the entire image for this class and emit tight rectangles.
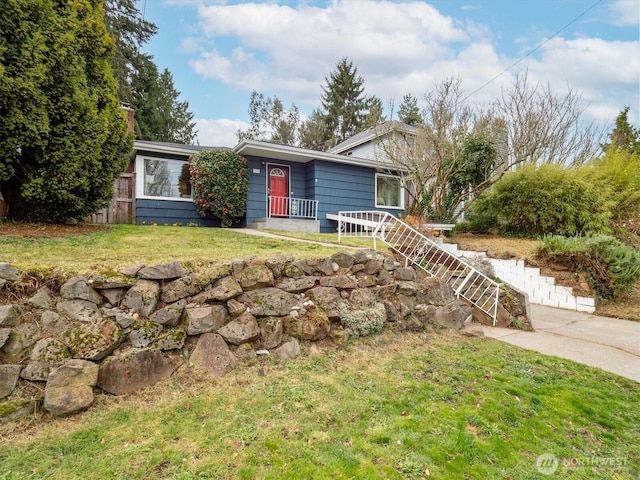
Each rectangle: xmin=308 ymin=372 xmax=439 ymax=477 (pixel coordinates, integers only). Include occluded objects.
xmin=195 ymin=117 xmax=249 ymax=148
xmin=525 ymin=37 xmax=640 ymax=124
xmin=610 ymin=0 xmax=640 ymax=26
xmin=181 ymin=0 xmax=638 ymax=127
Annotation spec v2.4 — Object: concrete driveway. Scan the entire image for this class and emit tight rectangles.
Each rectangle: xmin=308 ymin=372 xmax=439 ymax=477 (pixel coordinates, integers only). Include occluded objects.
xmin=483 ymin=304 xmax=640 ymax=382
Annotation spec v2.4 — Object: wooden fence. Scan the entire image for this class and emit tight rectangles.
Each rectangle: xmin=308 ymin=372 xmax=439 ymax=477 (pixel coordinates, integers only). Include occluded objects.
xmin=86 ymin=173 xmax=135 ymax=224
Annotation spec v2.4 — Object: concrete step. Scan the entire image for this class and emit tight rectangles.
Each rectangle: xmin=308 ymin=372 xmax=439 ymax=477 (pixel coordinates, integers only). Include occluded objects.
xmin=442 ymin=243 xmax=596 ymax=313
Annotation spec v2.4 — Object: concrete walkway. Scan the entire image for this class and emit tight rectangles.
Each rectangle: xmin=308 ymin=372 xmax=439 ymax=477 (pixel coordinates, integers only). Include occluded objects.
xmin=483 ymin=304 xmax=640 ymax=382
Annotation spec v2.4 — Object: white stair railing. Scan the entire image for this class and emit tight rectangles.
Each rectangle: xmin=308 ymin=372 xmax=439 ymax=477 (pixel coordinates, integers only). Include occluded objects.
xmin=371 ymin=213 xmax=500 ymax=325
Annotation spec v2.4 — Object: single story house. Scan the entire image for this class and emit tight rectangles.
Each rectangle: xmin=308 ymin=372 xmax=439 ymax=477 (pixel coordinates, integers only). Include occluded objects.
xmin=126 ymin=124 xmax=411 ymax=233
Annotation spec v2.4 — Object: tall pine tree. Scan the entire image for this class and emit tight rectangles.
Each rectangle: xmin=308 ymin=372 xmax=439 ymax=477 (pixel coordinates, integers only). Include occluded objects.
xmin=321 ymin=58 xmax=367 ymax=147
xmin=105 ymin=0 xmax=196 ymax=144
xmin=397 ymin=93 xmax=423 ymax=126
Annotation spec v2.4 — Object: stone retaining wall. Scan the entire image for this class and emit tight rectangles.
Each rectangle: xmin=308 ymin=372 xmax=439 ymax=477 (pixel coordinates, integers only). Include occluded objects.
xmin=0 ymin=251 xmax=528 ymax=419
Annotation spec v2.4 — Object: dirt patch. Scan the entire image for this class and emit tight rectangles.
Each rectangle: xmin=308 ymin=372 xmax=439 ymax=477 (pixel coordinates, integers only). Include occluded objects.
xmin=0 ymin=222 xmax=107 ymax=238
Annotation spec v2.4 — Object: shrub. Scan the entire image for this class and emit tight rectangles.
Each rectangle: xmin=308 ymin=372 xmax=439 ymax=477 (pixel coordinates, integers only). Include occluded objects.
xmin=190 ymin=150 xmax=249 ymax=227
xmin=475 ymin=164 xmax=613 ymax=237
xmin=537 ymin=234 xmax=640 ymax=298
xmin=584 ymin=148 xmax=640 ymax=221
xmin=339 ymin=302 xmax=386 ymax=338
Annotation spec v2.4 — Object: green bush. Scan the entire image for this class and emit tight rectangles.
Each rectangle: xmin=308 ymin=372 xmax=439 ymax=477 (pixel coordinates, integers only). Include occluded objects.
xmin=190 ymin=149 xmax=249 ymax=227
xmin=538 ymin=235 xmax=640 ymax=298
xmin=584 ymin=148 xmax=640 ymax=221
xmin=474 ymin=164 xmax=612 ymax=237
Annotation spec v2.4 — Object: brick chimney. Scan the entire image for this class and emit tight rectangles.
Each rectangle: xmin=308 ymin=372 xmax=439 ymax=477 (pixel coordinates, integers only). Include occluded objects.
xmin=120 ymin=102 xmax=135 ymax=133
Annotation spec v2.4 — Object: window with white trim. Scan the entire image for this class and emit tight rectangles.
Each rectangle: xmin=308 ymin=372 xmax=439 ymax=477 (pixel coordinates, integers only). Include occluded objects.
xmin=139 ymin=158 xmax=192 ymax=200
xmin=375 ymin=173 xmax=404 ymax=209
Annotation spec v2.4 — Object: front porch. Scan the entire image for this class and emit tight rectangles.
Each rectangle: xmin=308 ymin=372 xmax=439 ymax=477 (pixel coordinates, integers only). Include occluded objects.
xmin=247 ymin=196 xmax=320 ymax=233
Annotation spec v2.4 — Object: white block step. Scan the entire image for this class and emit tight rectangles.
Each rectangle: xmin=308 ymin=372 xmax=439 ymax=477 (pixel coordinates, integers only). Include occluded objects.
xmin=443 ymin=243 xmax=596 ymax=313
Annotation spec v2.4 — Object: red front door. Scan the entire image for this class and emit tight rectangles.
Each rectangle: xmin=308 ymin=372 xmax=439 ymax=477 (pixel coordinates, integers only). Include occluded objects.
xmin=269 ymin=166 xmax=289 ymax=216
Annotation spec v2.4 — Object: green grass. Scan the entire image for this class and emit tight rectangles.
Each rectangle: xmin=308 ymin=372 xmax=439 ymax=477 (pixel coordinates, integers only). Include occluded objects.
xmin=1 ymin=333 xmax=638 ymax=479
xmin=0 ymin=225 xmax=362 ymax=276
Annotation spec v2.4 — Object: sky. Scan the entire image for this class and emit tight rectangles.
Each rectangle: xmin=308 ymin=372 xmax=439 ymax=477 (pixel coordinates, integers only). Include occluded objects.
xmin=140 ymin=0 xmax=640 ymax=147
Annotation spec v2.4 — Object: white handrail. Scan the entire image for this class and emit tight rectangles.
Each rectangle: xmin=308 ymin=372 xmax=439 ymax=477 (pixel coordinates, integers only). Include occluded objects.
xmin=268 ymin=196 xmax=318 ymax=220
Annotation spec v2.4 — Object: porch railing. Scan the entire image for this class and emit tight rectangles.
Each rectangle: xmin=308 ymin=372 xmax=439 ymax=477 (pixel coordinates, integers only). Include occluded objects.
xmin=268 ymin=196 xmax=318 ymax=220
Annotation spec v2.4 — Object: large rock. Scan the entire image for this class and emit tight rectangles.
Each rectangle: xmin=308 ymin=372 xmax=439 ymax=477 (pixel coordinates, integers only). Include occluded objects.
xmin=129 ymin=320 xmax=163 ymax=348
xmin=273 ymin=338 xmax=301 ymax=360
xmin=416 ymin=277 xmax=456 ymax=306
xmin=41 ymin=311 xmax=71 ymax=336
xmin=155 ymin=329 xmax=186 ymax=351
xmin=395 ymin=267 xmax=416 ymax=281
xmin=305 ymin=286 xmax=342 ymax=320
xmin=259 ymin=317 xmax=283 ymax=349
xmin=20 ymin=338 xmax=71 ymax=381
xmin=97 ymin=349 xmax=182 ymax=395
xmin=239 ymin=264 xmax=275 ymax=290
xmin=122 ymin=279 xmax=160 ymax=317
xmin=27 ymin=287 xmax=53 ymax=309
xmin=277 ymin=276 xmax=318 ymax=293
xmin=137 ymin=261 xmax=189 ymax=280
xmin=150 ymin=299 xmax=187 ymax=326
xmin=309 ymin=258 xmax=337 ymax=276
xmin=161 ymin=274 xmax=201 ymax=303
xmin=331 ymin=252 xmax=355 ymax=269
xmin=265 ymin=254 xmax=295 ymax=278
xmin=185 ymin=305 xmax=229 ymax=335
xmin=56 ymin=299 xmax=101 ymax=322
xmin=217 ymin=311 xmax=260 ymax=345
xmin=319 ymin=275 xmax=358 ymax=290
xmin=283 ymin=309 xmax=330 ymax=341
xmin=226 ymin=298 xmax=246 ymax=318
xmin=0 ymin=263 xmax=20 ymax=281
xmin=44 ymin=359 xmax=99 ymax=416
xmin=190 ymin=276 xmax=243 ymax=303
xmin=60 ymin=276 xmax=103 ymax=304
xmin=189 ymin=333 xmax=236 ymax=379
xmin=100 ymin=287 xmax=128 ymax=306
xmin=1 ymin=323 xmax=40 ymax=362
xmin=63 ymin=319 xmax=123 ymax=361
xmin=0 ymin=364 xmax=21 ymax=399
xmin=238 ymin=288 xmax=298 ymax=317
xmin=0 ymin=305 xmax=23 ymax=327
xmin=349 ymin=288 xmax=377 ymax=309
xmin=417 ymin=301 xmax=472 ymax=330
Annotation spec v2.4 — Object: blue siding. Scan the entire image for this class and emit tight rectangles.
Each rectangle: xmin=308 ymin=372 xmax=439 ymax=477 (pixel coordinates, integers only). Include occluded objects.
xmin=308 ymin=161 xmax=405 ymax=232
xmin=136 ymin=199 xmax=221 ymax=227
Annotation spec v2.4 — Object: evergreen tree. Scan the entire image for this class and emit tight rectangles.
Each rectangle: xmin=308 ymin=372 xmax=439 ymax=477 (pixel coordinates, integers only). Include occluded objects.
xmin=105 ymin=0 xmax=196 ymax=144
xmin=601 ymin=107 xmax=640 ymax=154
xmin=0 ymin=0 xmax=132 ymax=221
xmin=321 ymin=57 xmax=367 ymax=147
xmin=397 ymin=93 xmax=423 ymax=126
xmin=363 ymin=95 xmax=386 ymax=129
xmin=129 ymin=55 xmax=196 ymax=144
xmin=104 ymin=0 xmax=157 ymax=103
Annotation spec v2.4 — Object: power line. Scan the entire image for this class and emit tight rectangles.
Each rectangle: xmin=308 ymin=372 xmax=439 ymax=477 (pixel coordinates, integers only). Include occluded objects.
xmin=461 ymin=0 xmax=604 ymax=103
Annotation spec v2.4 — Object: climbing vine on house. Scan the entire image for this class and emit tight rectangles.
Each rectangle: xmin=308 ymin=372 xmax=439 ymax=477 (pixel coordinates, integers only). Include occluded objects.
xmin=190 ymin=150 xmax=249 ymax=227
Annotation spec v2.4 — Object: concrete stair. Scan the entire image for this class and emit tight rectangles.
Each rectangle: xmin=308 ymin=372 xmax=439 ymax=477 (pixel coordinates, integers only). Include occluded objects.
xmin=441 ymin=243 xmax=596 ymax=313
xmin=248 ymin=217 xmax=320 ymax=233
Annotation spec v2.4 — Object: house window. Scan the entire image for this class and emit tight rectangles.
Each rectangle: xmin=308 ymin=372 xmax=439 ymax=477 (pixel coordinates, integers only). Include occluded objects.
xmin=376 ymin=173 xmax=404 ymax=209
xmin=141 ymin=158 xmax=192 ymax=200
